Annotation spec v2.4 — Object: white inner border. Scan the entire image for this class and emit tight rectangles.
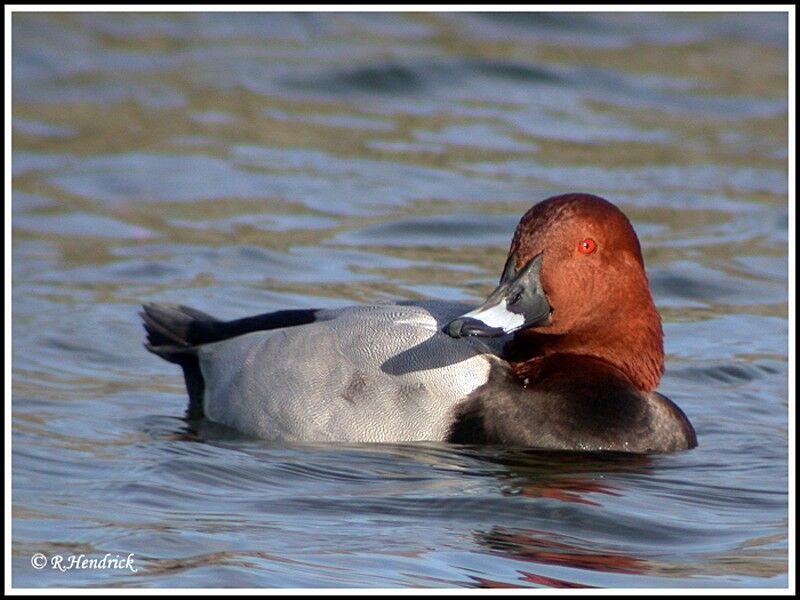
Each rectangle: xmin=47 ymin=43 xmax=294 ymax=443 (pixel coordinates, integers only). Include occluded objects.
xmin=4 ymin=4 xmax=796 ymax=596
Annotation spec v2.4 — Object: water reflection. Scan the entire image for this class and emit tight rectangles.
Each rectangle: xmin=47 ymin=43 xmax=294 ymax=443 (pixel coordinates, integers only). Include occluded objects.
xmin=480 ymin=525 xmax=649 ymax=574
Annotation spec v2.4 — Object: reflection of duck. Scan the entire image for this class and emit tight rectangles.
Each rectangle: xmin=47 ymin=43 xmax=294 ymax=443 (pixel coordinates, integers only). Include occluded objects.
xmin=472 ymin=572 xmax=594 ymax=589
xmin=142 ymin=193 xmax=696 ymax=451
xmin=480 ymin=526 xmax=650 ymax=575
xmin=466 ymin=450 xmax=656 ymax=587
xmin=510 ymin=474 xmax=620 ymax=507
xmin=471 ymin=525 xmax=652 ymax=589
xmin=494 ymin=448 xmax=652 ymax=505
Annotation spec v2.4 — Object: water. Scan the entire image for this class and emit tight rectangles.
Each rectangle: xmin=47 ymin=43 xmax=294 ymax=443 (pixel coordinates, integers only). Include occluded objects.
xmin=10 ymin=11 xmax=790 ymax=589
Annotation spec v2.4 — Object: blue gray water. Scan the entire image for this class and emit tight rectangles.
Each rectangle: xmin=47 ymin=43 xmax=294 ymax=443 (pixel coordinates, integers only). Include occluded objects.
xmin=11 ymin=11 xmax=789 ymax=589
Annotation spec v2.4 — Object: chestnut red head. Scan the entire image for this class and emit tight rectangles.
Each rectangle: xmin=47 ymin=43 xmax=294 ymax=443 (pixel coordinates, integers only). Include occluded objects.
xmin=445 ymin=193 xmax=664 ymax=391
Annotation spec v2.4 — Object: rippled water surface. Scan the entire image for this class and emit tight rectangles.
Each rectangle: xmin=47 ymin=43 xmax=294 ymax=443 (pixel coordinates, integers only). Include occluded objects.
xmin=11 ymin=11 xmax=790 ymax=589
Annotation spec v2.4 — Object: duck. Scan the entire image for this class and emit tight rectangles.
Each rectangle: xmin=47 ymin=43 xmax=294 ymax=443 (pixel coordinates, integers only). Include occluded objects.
xmin=141 ymin=193 xmax=697 ymax=452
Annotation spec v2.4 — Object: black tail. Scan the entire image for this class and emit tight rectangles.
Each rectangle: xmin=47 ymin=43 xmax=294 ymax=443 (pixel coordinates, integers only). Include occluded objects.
xmin=141 ymin=303 xmax=217 ymax=357
xmin=141 ymin=303 xmax=216 ymax=418
xmin=141 ymin=302 xmax=320 ymax=418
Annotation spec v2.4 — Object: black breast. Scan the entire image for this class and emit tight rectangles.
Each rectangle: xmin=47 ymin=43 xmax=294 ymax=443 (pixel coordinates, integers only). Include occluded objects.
xmin=447 ymin=355 xmax=696 ymax=453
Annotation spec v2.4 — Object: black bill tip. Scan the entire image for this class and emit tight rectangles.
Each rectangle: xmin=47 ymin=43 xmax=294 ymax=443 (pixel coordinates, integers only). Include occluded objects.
xmin=444 ymin=317 xmax=506 ymax=339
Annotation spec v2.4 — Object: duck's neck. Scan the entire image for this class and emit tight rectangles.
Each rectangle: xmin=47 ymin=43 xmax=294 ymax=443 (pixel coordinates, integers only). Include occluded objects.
xmin=506 ymin=302 xmax=664 ymax=392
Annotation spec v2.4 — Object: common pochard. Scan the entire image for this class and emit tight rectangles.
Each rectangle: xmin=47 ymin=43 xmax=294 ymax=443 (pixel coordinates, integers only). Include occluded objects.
xmin=142 ymin=193 xmax=697 ymax=452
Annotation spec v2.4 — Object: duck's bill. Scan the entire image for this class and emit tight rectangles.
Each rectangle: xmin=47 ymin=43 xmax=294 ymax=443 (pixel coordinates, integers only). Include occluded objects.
xmin=444 ymin=253 xmax=551 ymax=338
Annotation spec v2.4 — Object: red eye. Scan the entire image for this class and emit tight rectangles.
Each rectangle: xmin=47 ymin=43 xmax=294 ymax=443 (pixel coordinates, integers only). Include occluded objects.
xmin=578 ymin=238 xmax=597 ymax=254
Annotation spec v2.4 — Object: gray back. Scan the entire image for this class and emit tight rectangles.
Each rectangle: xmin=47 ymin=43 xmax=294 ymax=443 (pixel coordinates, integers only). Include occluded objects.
xmin=198 ymin=302 xmax=497 ymax=441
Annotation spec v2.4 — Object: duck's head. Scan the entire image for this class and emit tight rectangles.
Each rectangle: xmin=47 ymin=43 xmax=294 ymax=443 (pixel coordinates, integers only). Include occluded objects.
xmin=445 ymin=193 xmax=664 ymax=391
